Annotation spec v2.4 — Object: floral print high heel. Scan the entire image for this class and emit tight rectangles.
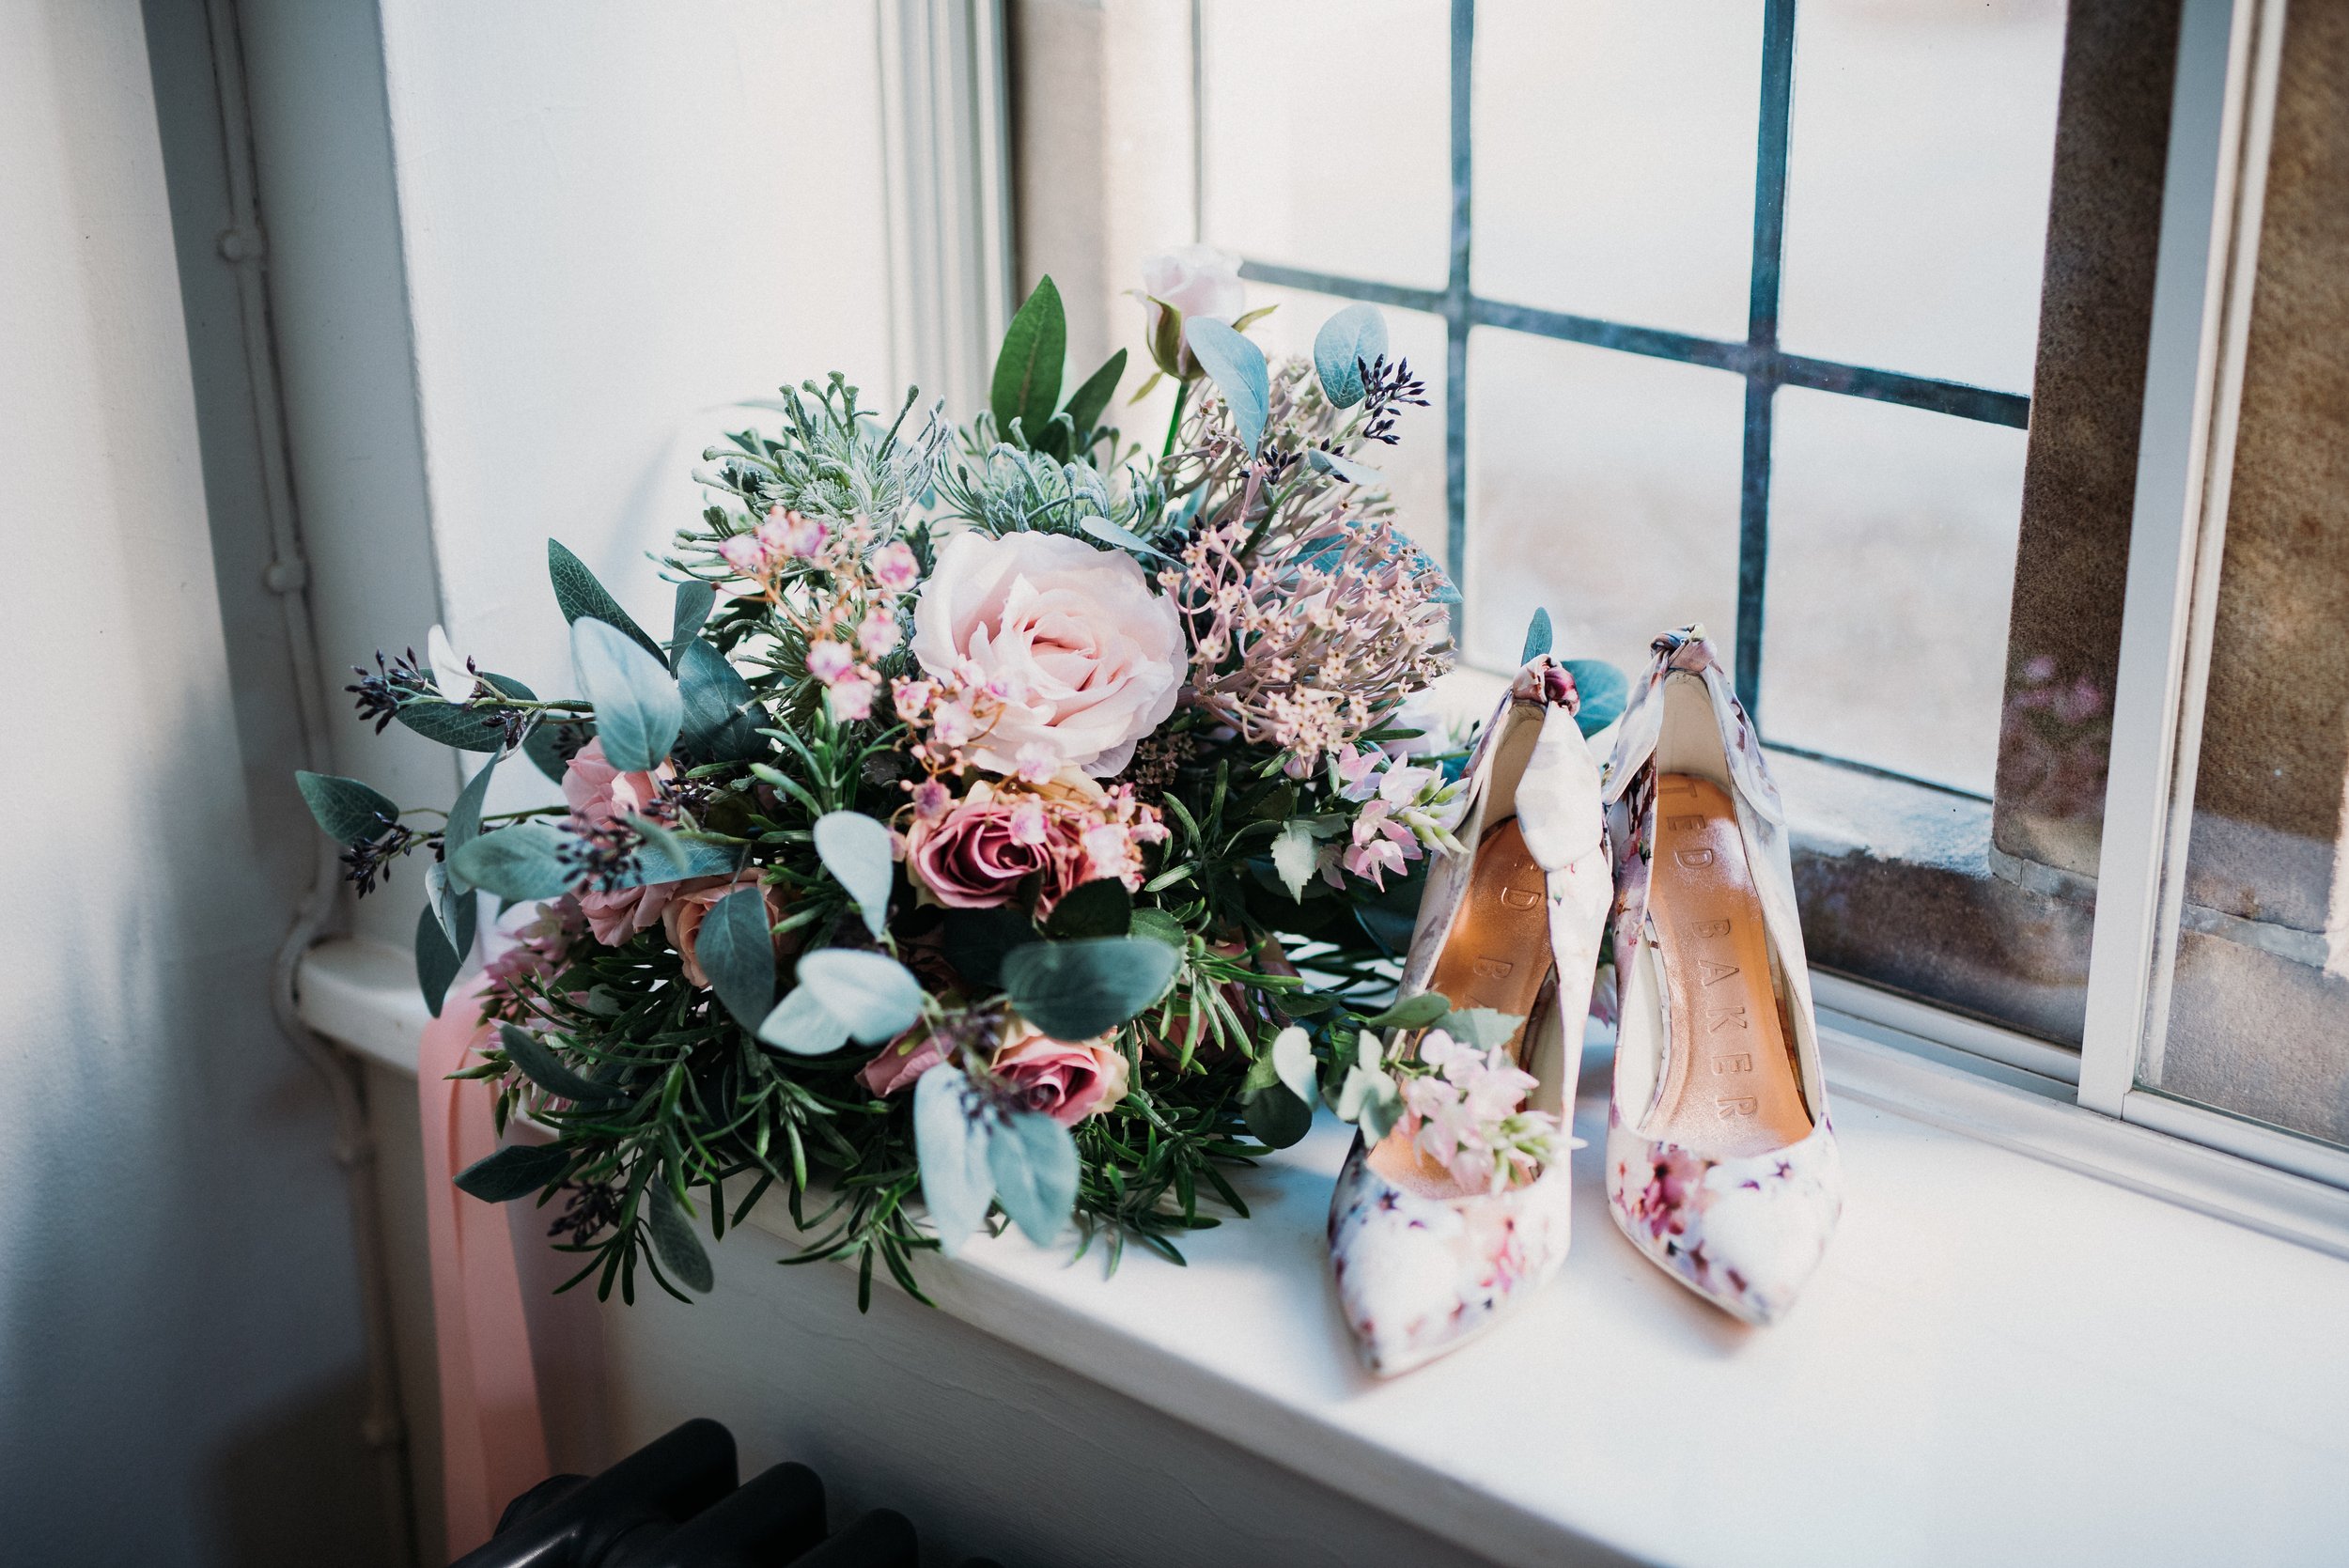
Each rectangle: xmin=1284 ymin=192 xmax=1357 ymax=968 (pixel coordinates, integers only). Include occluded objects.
xmin=1599 ymin=627 xmax=1842 ymax=1325
xmin=1326 ymin=657 xmax=1613 ymax=1375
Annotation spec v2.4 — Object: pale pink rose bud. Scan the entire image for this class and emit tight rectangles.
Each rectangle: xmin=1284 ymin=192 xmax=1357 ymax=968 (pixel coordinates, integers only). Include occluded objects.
xmin=858 ymin=606 xmax=901 ymax=660
xmin=805 ymin=639 xmax=854 ymax=685
xmin=870 ymin=541 xmax=920 ymax=593
xmin=826 ymin=672 xmax=878 ymax=722
xmin=892 ymin=677 xmax=935 ymax=722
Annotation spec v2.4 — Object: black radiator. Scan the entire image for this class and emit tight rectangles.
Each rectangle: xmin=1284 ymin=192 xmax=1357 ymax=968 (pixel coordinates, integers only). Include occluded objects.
xmin=451 ymin=1418 xmax=1002 ymax=1568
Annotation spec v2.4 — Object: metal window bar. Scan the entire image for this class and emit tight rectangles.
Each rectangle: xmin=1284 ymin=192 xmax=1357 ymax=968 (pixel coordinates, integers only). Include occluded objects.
xmin=1211 ymin=0 xmax=2031 ymax=780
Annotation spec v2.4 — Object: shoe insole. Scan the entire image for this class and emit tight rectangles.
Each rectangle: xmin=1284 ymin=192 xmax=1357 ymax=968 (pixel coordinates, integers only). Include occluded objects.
xmin=1368 ymin=817 xmax=1554 ymax=1197
xmin=1645 ymin=775 xmax=1812 ymax=1159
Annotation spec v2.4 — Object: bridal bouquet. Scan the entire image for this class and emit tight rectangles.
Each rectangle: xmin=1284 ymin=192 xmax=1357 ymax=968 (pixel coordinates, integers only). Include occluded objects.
xmin=298 ymin=252 xmax=1608 ymax=1305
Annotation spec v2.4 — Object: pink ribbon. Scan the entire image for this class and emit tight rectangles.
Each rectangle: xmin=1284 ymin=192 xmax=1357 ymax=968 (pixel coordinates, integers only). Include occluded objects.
xmin=418 ymin=978 xmax=550 ymax=1554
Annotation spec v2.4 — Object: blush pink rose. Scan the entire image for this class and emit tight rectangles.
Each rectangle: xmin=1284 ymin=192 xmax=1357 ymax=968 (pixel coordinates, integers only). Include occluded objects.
xmin=563 ymin=739 xmax=684 ymax=944
xmin=857 ymin=1030 xmax=949 ymax=1097
xmin=903 ymin=782 xmax=1082 ymax=909
xmin=991 ymin=1019 xmax=1131 ymax=1126
xmin=661 ymin=877 xmax=792 ymax=989
xmin=910 ymin=531 xmax=1184 ymax=777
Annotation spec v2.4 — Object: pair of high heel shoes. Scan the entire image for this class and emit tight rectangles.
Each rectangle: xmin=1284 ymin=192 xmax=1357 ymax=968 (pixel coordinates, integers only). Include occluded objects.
xmin=1328 ymin=627 xmax=1843 ymax=1375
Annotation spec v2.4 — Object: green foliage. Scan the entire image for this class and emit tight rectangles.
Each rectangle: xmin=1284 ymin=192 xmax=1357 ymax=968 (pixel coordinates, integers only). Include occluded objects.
xmin=693 ymin=375 xmax=948 ymax=533
xmin=454 ymin=1141 xmax=568 ymax=1203
xmin=696 ymin=887 xmax=776 ymax=1030
xmin=416 ymin=901 xmax=462 ymax=1017
xmin=450 ymin=822 xmax=572 ymax=900
xmin=1314 ymin=303 xmax=1388 ymax=408
xmin=990 ymin=275 xmax=1066 ymax=442
xmin=1521 ymin=606 xmax=1554 ymax=662
xmin=1184 ymin=318 xmax=1269 ymax=454
xmin=295 ymin=770 xmax=397 ymax=846
xmin=549 ymin=539 xmax=668 ymax=666
xmin=795 ymin=949 xmax=923 ymax=1044
xmin=571 ymin=617 xmax=681 ymax=773
xmin=813 ymin=812 xmax=894 ymax=938
xmin=1563 ymin=657 xmax=1629 ymax=737
xmin=1002 ymin=937 xmax=1181 ymax=1040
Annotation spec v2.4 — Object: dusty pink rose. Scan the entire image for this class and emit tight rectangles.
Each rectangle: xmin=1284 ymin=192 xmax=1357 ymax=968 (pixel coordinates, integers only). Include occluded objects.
xmin=660 ymin=877 xmax=791 ymax=989
xmin=857 ymin=1030 xmax=948 ymax=1097
xmin=991 ymin=1019 xmax=1131 ymax=1126
xmin=910 ymin=531 xmax=1184 ymax=777
xmin=903 ymin=781 xmax=1079 ymax=909
xmin=564 ymin=740 xmax=681 ymax=944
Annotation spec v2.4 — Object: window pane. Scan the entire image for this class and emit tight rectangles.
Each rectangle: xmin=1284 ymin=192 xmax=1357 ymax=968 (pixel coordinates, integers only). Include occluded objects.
xmin=1472 ymin=0 xmax=1760 ymax=341
xmin=1197 ymin=0 xmax=1452 ymax=290
xmin=1237 ymin=282 xmax=1451 ymax=565
xmin=1763 ymin=389 xmax=2026 ymax=795
xmin=1464 ymin=331 xmax=1743 ymax=673
xmin=1778 ymin=0 xmax=2066 ymax=393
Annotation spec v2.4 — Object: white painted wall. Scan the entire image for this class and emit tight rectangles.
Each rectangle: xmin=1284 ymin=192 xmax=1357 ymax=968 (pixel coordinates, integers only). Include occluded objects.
xmin=0 ymin=0 xmax=381 ymax=1559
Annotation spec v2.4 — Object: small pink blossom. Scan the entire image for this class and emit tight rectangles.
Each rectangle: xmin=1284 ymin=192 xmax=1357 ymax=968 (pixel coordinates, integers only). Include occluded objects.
xmin=930 ymin=701 xmax=975 ymax=747
xmin=1343 ymin=836 xmax=1408 ymax=887
xmin=870 ymin=541 xmax=920 ymax=593
xmin=893 ymin=678 xmax=936 ymax=722
xmin=1007 ymin=800 xmax=1050 ymax=847
xmin=858 ymin=606 xmax=901 ymax=660
xmin=806 ymin=640 xmax=854 ymax=685
xmin=1012 ymin=742 xmax=1059 ymax=785
xmin=719 ymin=535 xmax=769 ymax=579
xmin=766 ymin=508 xmax=828 ymax=559
xmin=826 ymin=672 xmax=878 ymax=722
xmin=910 ymin=778 xmax=952 ymax=821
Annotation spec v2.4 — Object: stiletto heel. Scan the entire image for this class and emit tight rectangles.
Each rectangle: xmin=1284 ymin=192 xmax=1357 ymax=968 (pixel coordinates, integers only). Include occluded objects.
xmin=1600 ymin=627 xmax=1842 ymax=1325
xmin=1326 ymin=656 xmax=1612 ymax=1374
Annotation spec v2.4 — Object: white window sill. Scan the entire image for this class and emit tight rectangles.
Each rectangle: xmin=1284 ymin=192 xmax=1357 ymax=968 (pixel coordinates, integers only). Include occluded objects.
xmin=301 ymin=938 xmax=2349 ymax=1567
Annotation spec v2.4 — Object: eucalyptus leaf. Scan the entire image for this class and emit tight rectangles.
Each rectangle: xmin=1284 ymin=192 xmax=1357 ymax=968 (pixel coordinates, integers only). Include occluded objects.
xmin=571 ymin=617 xmax=682 ymax=773
xmin=990 ymin=275 xmax=1066 ymax=441
xmin=671 ymin=579 xmax=716 ymax=657
xmin=449 ymin=822 xmax=573 ymax=901
xmin=294 ymin=771 xmax=398 ymax=846
xmin=392 ymin=699 xmax=507 ymax=752
xmin=756 ymin=984 xmax=851 ymax=1057
xmin=1242 ymin=1068 xmax=1314 ymax=1150
xmin=498 ymin=1021 xmax=621 ymax=1103
xmin=415 ymin=901 xmax=461 ymax=1018
xmin=914 ymin=1065 xmax=997 ymax=1255
xmin=615 ymin=829 xmax=744 ymax=889
xmin=1305 ymin=447 xmax=1386 ymax=487
xmin=795 ymin=948 xmax=924 ymax=1045
xmin=1314 ymin=303 xmax=1389 ymax=408
xmin=676 ymin=638 xmax=765 ymax=761
xmin=988 ymin=1110 xmax=1079 ymax=1246
xmin=443 ymin=751 xmax=499 ymax=888
xmin=548 ymin=538 xmax=666 ymax=666
xmin=1042 ymin=878 xmax=1132 ymax=940
xmin=1562 ymin=657 xmax=1629 ymax=737
xmin=696 ymin=886 xmax=776 ymax=1030
xmin=1184 ymin=318 xmax=1269 ymax=455
xmin=1078 ymin=516 xmax=1173 ymax=561
xmin=1439 ymin=1007 xmax=1525 ymax=1053
xmin=424 ymin=859 xmax=476 ymax=962
xmin=1127 ymin=908 xmax=1188 ymax=949
xmin=1269 ymin=820 xmax=1318 ymax=901
xmin=1270 ymin=1025 xmax=1319 ymax=1106
xmin=1520 ymin=606 xmax=1554 ymax=663
xmin=1002 ymin=937 xmax=1181 ymax=1041
xmin=453 ymin=1141 xmax=569 ymax=1203
xmin=647 ymin=1185 xmax=715 ymax=1294
xmin=814 ymin=811 xmax=894 ymax=938
xmin=1363 ymin=991 xmax=1451 ymax=1031
xmin=1060 ymin=347 xmax=1126 ymax=443
xmin=523 ymin=719 xmax=592 ymax=784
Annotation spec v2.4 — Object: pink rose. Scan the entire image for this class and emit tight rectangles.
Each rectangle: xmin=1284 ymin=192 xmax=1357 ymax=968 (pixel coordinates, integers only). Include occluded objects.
xmin=564 ymin=740 xmax=681 ymax=944
xmin=660 ymin=877 xmax=791 ymax=989
xmin=904 ymin=782 xmax=1080 ymax=909
xmin=1133 ymin=245 xmax=1246 ymax=380
xmin=910 ymin=531 xmax=1185 ymax=777
xmin=991 ymin=1019 xmax=1131 ymax=1126
xmin=857 ymin=1030 xmax=948 ymax=1097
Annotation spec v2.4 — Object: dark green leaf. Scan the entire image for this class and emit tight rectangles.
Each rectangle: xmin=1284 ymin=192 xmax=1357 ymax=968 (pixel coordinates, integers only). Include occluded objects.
xmin=1314 ymin=303 xmax=1389 ymax=408
xmin=671 ymin=579 xmax=715 ymax=657
xmin=1520 ymin=606 xmax=1553 ymax=663
xmin=990 ymin=275 xmax=1067 ymax=440
xmin=523 ymin=719 xmax=592 ymax=784
xmin=547 ymin=538 xmax=667 ymax=666
xmin=1241 ymin=1060 xmax=1314 ymax=1149
xmin=941 ymin=907 xmax=1038 ymax=989
xmin=696 ymin=886 xmax=776 ymax=1030
xmin=415 ymin=902 xmax=461 ymax=1018
xmin=1184 ymin=318 xmax=1269 ymax=455
xmin=1061 ymin=347 xmax=1126 ymax=442
xmin=1043 ymin=878 xmax=1133 ymax=939
xmin=1126 ymin=908 xmax=1188 ymax=949
xmin=294 ymin=771 xmax=398 ymax=845
xmin=454 ymin=1141 xmax=568 ymax=1203
xmin=393 ymin=700 xmax=506 ymax=752
xmin=571 ymin=617 xmax=682 ymax=772
xmin=497 ymin=1021 xmax=621 ymax=1103
xmin=424 ymin=860 xmax=475 ymax=966
xmin=614 ymin=829 xmax=744 ymax=889
xmin=676 ymin=638 xmax=764 ymax=761
xmin=449 ymin=822 xmax=572 ymax=900
xmin=1563 ymin=657 xmax=1629 ymax=737
xmin=648 ymin=1185 xmax=714 ymax=1294
xmin=443 ymin=752 xmax=500 ymax=889
xmin=1364 ymin=991 xmax=1451 ymax=1031
xmin=988 ymin=1110 xmax=1078 ymax=1245
xmin=1003 ymin=937 xmax=1182 ymax=1040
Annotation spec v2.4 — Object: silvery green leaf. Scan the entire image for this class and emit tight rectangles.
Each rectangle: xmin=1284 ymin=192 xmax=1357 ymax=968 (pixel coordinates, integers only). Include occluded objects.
xmin=1335 ymin=1063 xmax=1393 ymax=1126
xmin=453 ymin=1141 xmax=568 ymax=1203
xmin=1002 ymin=937 xmax=1182 ymax=1041
xmin=443 ymin=751 xmax=500 ymax=891
xmin=1127 ymin=908 xmax=1188 ymax=949
xmin=914 ymin=1065 xmax=997 ymax=1255
xmin=1305 ymin=447 xmax=1386 ymax=487
xmin=1271 ymin=1025 xmax=1318 ymax=1106
xmin=427 ymin=624 xmax=474 ymax=704
xmin=615 ymin=828 xmax=743 ymax=889
xmin=696 ymin=886 xmax=777 ymax=1030
xmin=415 ymin=902 xmax=460 ymax=1019
xmin=677 ymin=638 xmax=764 ymax=761
xmin=756 ymin=985 xmax=850 ymax=1057
xmin=1184 ymin=318 xmax=1269 ymax=455
xmin=1520 ymin=606 xmax=1554 ymax=663
xmin=1440 ymin=1007 xmax=1525 ymax=1053
xmin=497 ymin=1021 xmax=619 ymax=1103
xmin=1314 ymin=303 xmax=1389 ymax=408
xmin=1078 ymin=515 xmax=1173 ymax=561
xmin=294 ymin=770 xmax=398 ymax=846
xmin=795 ymin=949 xmax=924 ymax=1045
xmin=1357 ymin=1073 xmax=1404 ymax=1143
xmin=647 ymin=1185 xmax=714 ymax=1294
xmin=424 ymin=859 xmax=475 ymax=961
xmin=1562 ymin=657 xmax=1628 ymax=737
xmin=1363 ymin=992 xmax=1450 ymax=1031
xmin=449 ymin=822 xmax=572 ymax=901
xmin=671 ymin=579 xmax=715 ymax=657
xmin=571 ymin=617 xmax=682 ymax=773
xmin=548 ymin=538 xmax=667 ymax=666
xmin=988 ymin=1110 xmax=1078 ymax=1246
xmin=1270 ymin=819 xmax=1318 ymax=902
xmin=814 ymin=811 xmax=894 ymax=938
